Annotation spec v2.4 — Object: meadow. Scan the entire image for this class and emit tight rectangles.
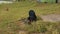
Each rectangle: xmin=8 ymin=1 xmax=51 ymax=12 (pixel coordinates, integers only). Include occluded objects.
xmin=0 ymin=1 xmax=60 ymax=34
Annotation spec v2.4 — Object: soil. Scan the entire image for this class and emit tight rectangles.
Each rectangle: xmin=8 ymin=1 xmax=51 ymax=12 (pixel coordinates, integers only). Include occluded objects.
xmin=40 ymin=14 xmax=60 ymax=22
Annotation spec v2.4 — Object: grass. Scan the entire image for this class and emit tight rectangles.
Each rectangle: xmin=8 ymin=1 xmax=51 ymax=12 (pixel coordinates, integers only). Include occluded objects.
xmin=0 ymin=1 xmax=60 ymax=34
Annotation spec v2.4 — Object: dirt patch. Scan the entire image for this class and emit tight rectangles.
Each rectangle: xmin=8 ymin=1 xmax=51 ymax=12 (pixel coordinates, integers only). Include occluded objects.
xmin=19 ymin=30 xmax=28 ymax=34
xmin=40 ymin=14 xmax=60 ymax=22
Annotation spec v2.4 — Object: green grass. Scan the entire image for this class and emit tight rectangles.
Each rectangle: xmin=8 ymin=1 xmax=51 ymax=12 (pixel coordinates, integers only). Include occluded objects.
xmin=0 ymin=1 xmax=60 ymax=34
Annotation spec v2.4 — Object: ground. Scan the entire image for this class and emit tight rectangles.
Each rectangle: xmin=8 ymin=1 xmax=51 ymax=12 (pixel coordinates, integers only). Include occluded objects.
xmin=40 ymin=14 xmax=60 ymax=22
xmin=0 ymin=1 xmax=60 ymax=34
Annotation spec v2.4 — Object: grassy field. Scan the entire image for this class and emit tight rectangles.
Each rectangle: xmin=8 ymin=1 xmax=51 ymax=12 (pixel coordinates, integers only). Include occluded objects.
xmin=0 ymin=1 xmax=60 ymax=34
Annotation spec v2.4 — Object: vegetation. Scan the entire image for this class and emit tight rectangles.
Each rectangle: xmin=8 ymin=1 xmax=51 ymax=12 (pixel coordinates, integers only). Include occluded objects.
xmin=0 ymin=1 xmax=60 ymax=34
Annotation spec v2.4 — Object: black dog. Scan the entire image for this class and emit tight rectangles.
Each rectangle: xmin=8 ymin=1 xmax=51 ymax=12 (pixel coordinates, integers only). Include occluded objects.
xmin=28 ymin=10 xmax=37 ymax=24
